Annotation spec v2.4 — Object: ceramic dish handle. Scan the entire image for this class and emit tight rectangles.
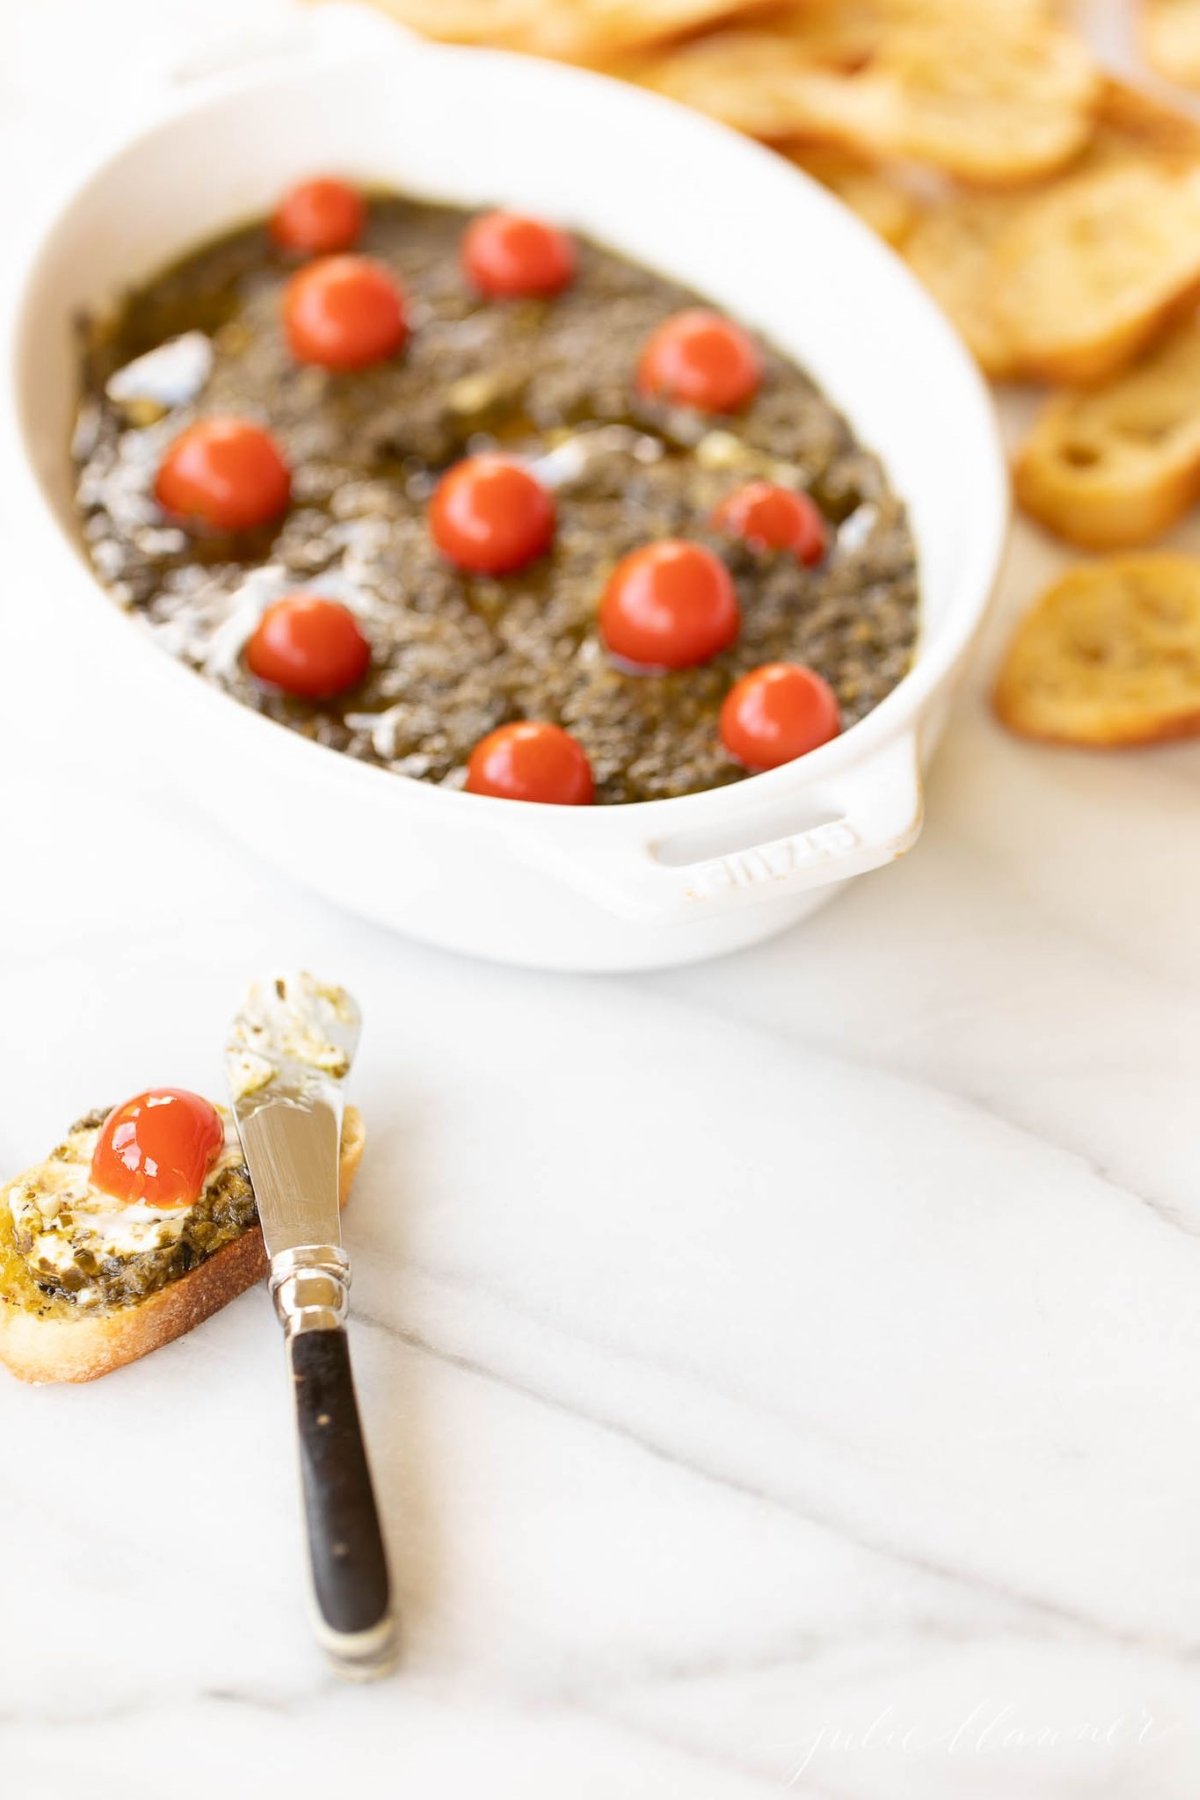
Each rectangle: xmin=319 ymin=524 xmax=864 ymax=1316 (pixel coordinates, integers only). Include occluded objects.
xmin=547 ymin=731 xmax=923 ymax=923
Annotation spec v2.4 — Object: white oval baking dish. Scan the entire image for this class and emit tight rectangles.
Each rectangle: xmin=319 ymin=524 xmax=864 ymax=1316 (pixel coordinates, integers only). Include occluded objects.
xmin=8 ymin=4 xmax=1007 ymax=972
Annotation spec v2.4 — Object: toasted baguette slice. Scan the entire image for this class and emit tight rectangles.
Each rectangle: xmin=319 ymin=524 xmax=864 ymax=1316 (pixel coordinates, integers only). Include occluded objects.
xmin=993 ymin=555 xmax=1200 ymax=745
xmin=323 ymin=0 xmax=775 ymax=58
xmin=635 ymin=0 xmax=1099 ymax=183
xmin=1092 ymin=76 xmax=1200 ymax=159
xmin=783 ymin=145 xmax=921 ymax=247
xmin=0 ymin=1106 xmax=364 ymax=1385
xmin=904 ymin=83 xmax=1200 ymax=381
xmin=993 ymin=160 xmax=1200 ymax=384
xmin=902 ymin=186 xmax=1028 ymax=377
xmin=1142 ymin=0 xmax=1200 ymax=88
xmin=1014 ymin=317 xmax=1200 ymax=548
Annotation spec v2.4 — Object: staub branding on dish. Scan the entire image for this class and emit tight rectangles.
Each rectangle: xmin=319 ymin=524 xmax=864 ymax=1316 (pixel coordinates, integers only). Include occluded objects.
xmin=688 ymin=820 xmax=860 ymax=897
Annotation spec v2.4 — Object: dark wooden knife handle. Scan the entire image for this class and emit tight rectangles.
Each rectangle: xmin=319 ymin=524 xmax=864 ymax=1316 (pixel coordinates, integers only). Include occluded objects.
xmin=289 ymin=1326 xmax=395 ymax=1676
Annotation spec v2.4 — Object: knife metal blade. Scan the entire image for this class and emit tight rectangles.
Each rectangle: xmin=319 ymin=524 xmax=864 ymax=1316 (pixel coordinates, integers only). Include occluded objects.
xmin=226 ymin=971 xmax=360 ymax=1258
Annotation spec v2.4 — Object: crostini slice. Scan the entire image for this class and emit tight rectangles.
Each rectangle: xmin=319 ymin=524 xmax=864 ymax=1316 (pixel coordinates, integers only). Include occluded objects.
xmin=632 ymin=0 xmax=1099 ymax=183
xmin=993 ymin=554 xmax=1200 ymax=746
xmin=1014 ymin=315 xmax=1200 ymax=549
xmin=0 ymin=1101 xmax=364 ymax=1384
xmin=903 ymin=81 xmax=1200 ymax=383
xmin=1142 ymin=0 xmax=1200 ymax=89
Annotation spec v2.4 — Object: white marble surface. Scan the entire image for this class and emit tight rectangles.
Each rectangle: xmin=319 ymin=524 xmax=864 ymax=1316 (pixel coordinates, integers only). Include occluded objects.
xmin=3 ymin=3 xmax=1200 ymax=1795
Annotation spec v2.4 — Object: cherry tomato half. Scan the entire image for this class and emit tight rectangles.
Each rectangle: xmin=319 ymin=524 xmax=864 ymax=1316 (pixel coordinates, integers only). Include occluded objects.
xmin=712 ymin=482 xmax=828 ymax=566
xmin=283 ymin=255 xmax=409 ymax=371
xmin=91 ymin=1089 xmax=225 ymax=1211
xmin=719 ymin=662 xmax=841 ymax=770
xmin=466 ymin=721 xmax=594 ymax=804
xmin=246 ymin=594 xmax=371 ymax=700
xmin=271 ymin=177 xmax=366 ymax=256
xmin=462 ymin=210 xmax=577 ymax=299
xmin=154 ymin=417 xmax=291 ymax=534
xmin=600 ymin=540 xmax=739 ymax=671
xmin=636 ymin=309 xmax=762 ymax=413
xmin=430 ymin=454 xmax=555 ymax=575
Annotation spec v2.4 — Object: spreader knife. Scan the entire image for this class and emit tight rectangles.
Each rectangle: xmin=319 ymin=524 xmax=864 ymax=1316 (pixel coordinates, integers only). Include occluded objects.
xmin=226 ymin=972 xmax=395 ymax=1680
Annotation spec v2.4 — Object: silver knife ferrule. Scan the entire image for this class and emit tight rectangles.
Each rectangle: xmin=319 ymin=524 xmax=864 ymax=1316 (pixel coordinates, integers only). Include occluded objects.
xmin=270 ymin=1244 xmax=351 ymax=1336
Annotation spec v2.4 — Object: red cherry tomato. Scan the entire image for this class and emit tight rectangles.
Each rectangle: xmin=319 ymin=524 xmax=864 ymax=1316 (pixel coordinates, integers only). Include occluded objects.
xmin=271 ymin=177 xmax=366 ymax=256
xmin=91 ymin=1089 xmax=225 ymax=1210
xmin=466 ymin=721 xmax=594 ymax=804
xmin=462 ymin=210 xmax=577 ymax=299
xmin=246 ymin=594 xmax=371 ymax=700
xmin=636 ymin=308 xmax=762 ymax=413
xmin=712 ymin=482 xmax=828 ymax=566
xmin=600 ymin=540 xmax=739 ymax=671
xmin=154 ymin=417 xmax=291 ymax=533
xmin=283 ymin=255 xmax=409 ymax=370
xmin=430 ymin=454 xmax=556 ymax=575
xmin=719 ymin=662 xmax=841 ymax=770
